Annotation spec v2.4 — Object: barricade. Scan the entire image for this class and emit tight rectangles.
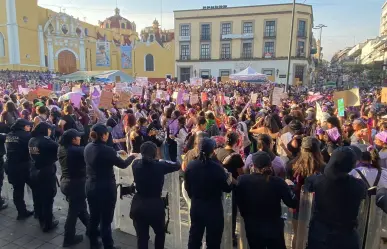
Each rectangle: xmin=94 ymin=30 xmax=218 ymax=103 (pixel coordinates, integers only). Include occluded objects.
xmin=295 ymin=188 xmax=314 ymax=249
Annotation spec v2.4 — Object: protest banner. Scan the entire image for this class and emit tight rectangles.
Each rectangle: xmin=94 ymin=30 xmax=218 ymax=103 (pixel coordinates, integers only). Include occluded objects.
xmin=190 ymin=94 xmax=199 ymax=105
xmin=18 ymin=85 xmax=29 ymax=95
xmin=316 ymin=102 xmax=323 ymax=122
xmin=36 ymin=88 xmax=53 ymax=97
xmin=136 ymin=77 xmax=148 ymax=87
xmin=183 ymin=93 xmax=190 ymax=102
xmin=190 ymin=77 xmax=202 ymax=86
xmin=172 ymin=92 xmax=178 ymax=99
xmin=177 ymin=91 xmax=184 ymax=105
xmin=333 ymin=88 xmax=360 ymax=107
xmin=116 ymin=92 xmax=131 ymax=109
xmin=98 ymin=91 xmax=114 ymax=109
xmin=132 ymin=86 xmax=143 ymax=97
xmin=382 ymin=87 xmax=387 ymax=103
xmin=70 ymin=94 xmax=82 ymax=108
xmin=338 ymin=98 xmax=345 ymax=117
xmin=115 ymin=83 xmax=127 ymax=93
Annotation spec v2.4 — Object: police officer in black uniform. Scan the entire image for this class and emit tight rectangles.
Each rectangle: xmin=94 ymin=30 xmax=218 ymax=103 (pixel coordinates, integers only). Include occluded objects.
xmin=84 ymin=123 xmax=136 ymax=249
xmin=0 ymin=131 xmax=8 ymax=210
xmin=58 ymin=129 xmax=89 ymax=247
xmin=5 ymin=119 xmax=36 ymax=219
xmin=184 ymin=137 xmax=234 ymax=249
xmin=29 ymin=122 xmax=60 ymax=232
xmin=130 ymin=141 xmax=180 ymax=249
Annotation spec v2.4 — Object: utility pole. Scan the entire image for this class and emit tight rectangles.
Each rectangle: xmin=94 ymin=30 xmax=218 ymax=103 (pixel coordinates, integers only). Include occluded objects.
xmin=285 ymin=0 xmax=296 ymax=93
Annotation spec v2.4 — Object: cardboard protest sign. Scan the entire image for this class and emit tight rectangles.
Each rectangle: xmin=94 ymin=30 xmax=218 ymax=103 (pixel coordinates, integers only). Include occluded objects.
xmin=190 ymin=94 xmax=199 ymax=105
xmin=136 ymin=77 xmax=148 ymax=87
xmin=18 ymin=85 xmax=29 ymax=95
xmin=333 ymin=88 xmax=360 ymax=107
xmin=132 ymin=86 xmax=143 ymax=97
xmin=156 ymin=90 xmax=164 ymax=99
xmin=316 ymin=102 xmax=323 ymax=122
xmin=337 ymin=98 xmax=345 ymax=117
xmin=26 ymin=91 xmax=38 ymax=101
xmin=172 ymin=92 xmax=178 ymax=99
xmin=251 ymin=93 xmax=258 ymax=104
xmin=381 ymin=87 xmax=387 ymax=103
xmin=271 ymin=87 xmax=287 ymax=106
xmin=177 ymin=91 xmax=184 ymax=105
xmin=98 ymin=91 xmax=114 ymax=109
xmin=116 ymin=92 xmax=131 ymax=109
xmin=201 ymin=92 xmax=208 ymax=102
xmin=36 ymin=88 xmax=53 ymax=97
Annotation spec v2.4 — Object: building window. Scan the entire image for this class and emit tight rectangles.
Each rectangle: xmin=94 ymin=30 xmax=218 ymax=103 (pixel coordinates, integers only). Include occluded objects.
xmin=180 ymin=67 xmax=190 ymax=82
xmin=298 ymin=20 xmax=306 ymax=37
xmin=200 ymin=43 xmax=211 ymax=59
xmin=106 ymin=23 xmax=110 ymax=29
xmin=264 ymin=41 xmax=275 ymax=57
xmin=220 ymin=70 xmax=230 ymax=76
xmin=262 ymin=69 xmax=274 ymax=76
xmin=200 ymin=70 xmax=210 ymax=79
xmin=145 ymin=54 xmax=154 ymax=71
xmin=221 ymin=23 xmax=231 ymax=35
xmin=201 ymin=24 xmax=211 ymax=40
xmin=243 ymin=22 xmax=253 ymax=34
xmin=221 ymin=43 xmax=231 ymax=59
xmin=242 ymin=42 xmax=252 ymax=58
xmin=121 ymin=23 xmax=126 ymax=29
xmin=295 ymin=65 xmax=305 ymax=82
xmin=0 ymin=33 xmax=4 ymax=57
xmin=149 ymin=35 xmax=154 ymax=42
xmin=297 ymin=40 xmax=305 ymax=56
xmin=264 ymin=21 xmax=276 ymax=37
xmin=180 ymin=44 xmax=190 ymax=60
xmin=180 ymin=24 xmax=190 ymax=36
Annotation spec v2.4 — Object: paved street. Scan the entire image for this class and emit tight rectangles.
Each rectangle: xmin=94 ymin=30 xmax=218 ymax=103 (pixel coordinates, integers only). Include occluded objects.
xmin=0 ymin=201 xmax=139 ymax=249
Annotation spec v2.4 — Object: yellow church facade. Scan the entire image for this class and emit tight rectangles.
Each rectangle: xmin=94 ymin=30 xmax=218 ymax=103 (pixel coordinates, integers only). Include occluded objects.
xmin=0 ymin=0 xmax=175 ymax=81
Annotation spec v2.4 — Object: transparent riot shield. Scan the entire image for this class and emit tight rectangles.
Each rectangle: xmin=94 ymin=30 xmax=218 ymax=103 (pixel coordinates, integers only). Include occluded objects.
xmin=282 ymin=202 xmax=294 ymax=248
xmin=2 ymin=174 xmax=35 ymax=208
xmin=295 ymin=187 xmax=314 ymax=249
xmin=54 ymin=161 xmax=68 ymax=213
xmin=363 ymin=193 xmax=383 ymax=249
xmin=238 ymin=216 xmax=249 ymax=249
xmin=114 ymin=159 xmax=182 ymax=249
xmin=357 ymin=196 xmax=370 ymax=248
xmin=221 ymin=192 xmax=233 ymax=249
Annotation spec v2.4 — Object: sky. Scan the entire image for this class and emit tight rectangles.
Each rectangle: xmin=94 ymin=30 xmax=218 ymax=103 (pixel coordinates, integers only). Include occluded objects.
xmin=37 ymin=0 xmax=385 ymax=60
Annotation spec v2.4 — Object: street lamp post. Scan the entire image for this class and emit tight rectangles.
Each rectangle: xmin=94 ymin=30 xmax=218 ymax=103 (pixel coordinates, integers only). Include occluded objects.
xmin=285 ymin=0 xmax=296 ymax=93
xmin=313 ymin=24 xmax=327 ymax=87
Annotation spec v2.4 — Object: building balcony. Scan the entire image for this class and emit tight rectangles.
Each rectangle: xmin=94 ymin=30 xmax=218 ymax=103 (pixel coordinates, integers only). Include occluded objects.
xmin=179 ymin=36 xmax=191 ymax=42
xmin=263 ymin=33 xmax=276 ymax=39
xmin=180 ymin=55 xmax=191 ymax=60
xmin=200 ymin=35 xmax=211 ymax=41
xmin=220 ymin=54 xmax=232 ymax=60
xmin=296 ymin=52 xmax=306 ymax=58
xmin=200 ymin=55 xmax=211 ymax=60
xmin=263 ymin=52 xmax=275 ymax=59
xmin=241 ymin=53 xmax=253 ymax=59
xmin=220 ymin=33 xmax=254 ymax=39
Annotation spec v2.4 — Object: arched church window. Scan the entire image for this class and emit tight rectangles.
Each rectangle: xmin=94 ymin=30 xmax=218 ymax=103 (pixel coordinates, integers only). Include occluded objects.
xmin=48 ymin=23 xmax=54 ymax=34
xmin=145 ymin=54 xmax=154 ymax=71
xmin=121 ymin=23 xmax=126 ymax=29
xmin=149 ymin=35 xmax=154 ymax=42
xmin=76 ymin=27 xmax=82 ymax=37
xmin=0 ymin=33 xmax=5 ymax=57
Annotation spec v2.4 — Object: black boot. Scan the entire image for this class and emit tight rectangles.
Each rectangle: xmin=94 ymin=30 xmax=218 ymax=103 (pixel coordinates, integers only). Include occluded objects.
xmin=16 ymin=210 xmax=33 ymax=220
xmin=0 ymin=199 xmax=7 ymax=211
xmin=42 ymin=219 xmax=59 ymax=233
xmin=63 ymin=234 xmax=83 ymax=247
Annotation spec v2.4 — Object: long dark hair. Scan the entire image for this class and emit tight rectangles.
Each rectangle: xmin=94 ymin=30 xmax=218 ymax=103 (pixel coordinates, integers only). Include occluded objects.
xmin=31 ymin=122 xmax=51 ymax=137
xmin=256 ymin=134 xmax=276 ymax=161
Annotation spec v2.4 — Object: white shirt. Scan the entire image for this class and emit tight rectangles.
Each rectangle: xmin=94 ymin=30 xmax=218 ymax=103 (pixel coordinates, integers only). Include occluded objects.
xmin=349 ymin=167 xmax=387 ymax=189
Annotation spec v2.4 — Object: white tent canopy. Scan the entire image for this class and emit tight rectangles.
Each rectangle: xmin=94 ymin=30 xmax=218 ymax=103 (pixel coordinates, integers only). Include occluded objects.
xmin=229 ymin=66 xmax=267 ymax=81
